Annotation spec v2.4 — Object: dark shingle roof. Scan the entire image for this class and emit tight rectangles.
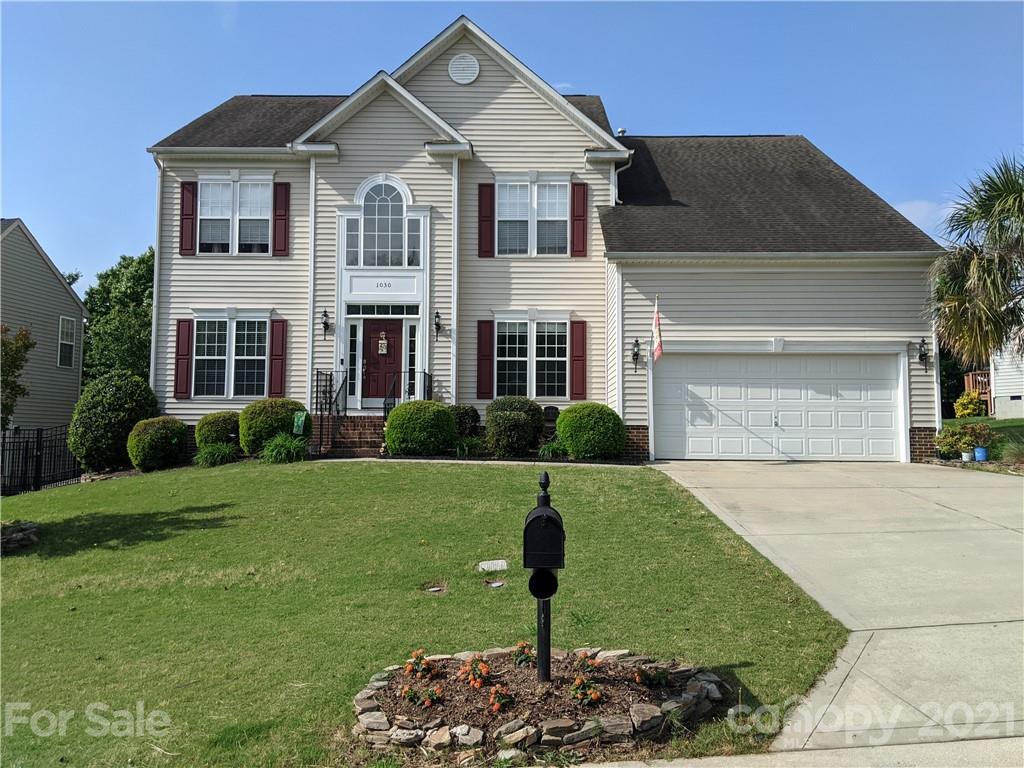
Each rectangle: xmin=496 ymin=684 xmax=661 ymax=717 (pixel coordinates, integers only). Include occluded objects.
xmin=153 ymin=94 xmax=613 ymax=148
xmin=152 ymin=95 xmax=347 ymax=148
xmin=599 ymin=135 xmax=939 ymax=253
xmin=563 ymin=95 xmax=612 ymax=134
xmin=1 ymin=218 xmax=18 ymax=234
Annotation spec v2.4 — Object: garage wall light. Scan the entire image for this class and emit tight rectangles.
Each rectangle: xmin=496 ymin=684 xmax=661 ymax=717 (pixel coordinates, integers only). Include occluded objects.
xmin=631 ymin=338 xmax=641 ymax=373
xmin=917 ymin=338 xmax=929 ymax=371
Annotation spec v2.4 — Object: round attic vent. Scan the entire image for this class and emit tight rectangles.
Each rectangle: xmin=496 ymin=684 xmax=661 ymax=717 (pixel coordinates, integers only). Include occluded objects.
xmin=448 ymin=53 xmax=480 ymax=85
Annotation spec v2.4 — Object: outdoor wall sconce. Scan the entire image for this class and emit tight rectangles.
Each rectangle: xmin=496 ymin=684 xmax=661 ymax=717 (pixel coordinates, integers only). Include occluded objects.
xmin=321 ymin=309 xmax=330 ymax=340
xmin=631 ymin=338 xmax=641 ymax=372
xmin=917 ymin=338 xmax=929 ymax=371
xmin=434 ymin=310 xmax=442 ymax=340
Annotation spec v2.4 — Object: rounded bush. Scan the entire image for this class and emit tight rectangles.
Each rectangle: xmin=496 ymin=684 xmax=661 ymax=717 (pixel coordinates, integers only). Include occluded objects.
xmin=448 ymin=404 xmax=480 ymax=438
xmin=68 ymin=370 xmax=158 ymax=471
xmin=954 ymin=390 xmax=987 ymax=418
xmin=384 ymin=400 xmax=457 ymax=456
xmin=556 ymin=402 xmax=626 ymax=460
xmin=127 ymin=416 xmax=187 ymax=472
xmin=486 ymin=411 xmax=534 ymax=457
xmin=193 ymin=442 xmax=241 ymax=468
xmin=238 ymin=398 xmax=311 ymax=455
xmin=485 ymin=396 xmax=544 ymax=447
xmin=195 ymin=411 xmax=240 ymax=450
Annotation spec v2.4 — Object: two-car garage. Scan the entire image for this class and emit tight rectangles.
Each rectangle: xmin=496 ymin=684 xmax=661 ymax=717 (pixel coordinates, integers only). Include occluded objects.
xmin=651 ymin=353 xmax=903 ymax=461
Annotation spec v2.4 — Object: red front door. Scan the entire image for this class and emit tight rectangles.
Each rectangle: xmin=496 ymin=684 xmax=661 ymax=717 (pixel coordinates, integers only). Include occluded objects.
xmin=362 ymin=319 xmax=403 ymax=398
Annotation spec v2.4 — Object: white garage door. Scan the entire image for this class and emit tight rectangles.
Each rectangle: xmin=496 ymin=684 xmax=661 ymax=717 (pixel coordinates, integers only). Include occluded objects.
xmin=653 ymin=353 xmax=901 ymax=461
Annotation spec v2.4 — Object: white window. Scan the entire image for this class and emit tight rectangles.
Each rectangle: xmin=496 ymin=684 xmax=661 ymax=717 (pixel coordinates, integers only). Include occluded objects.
xmin=57 ymin=317 xmax=75 ymax=368
xmin=495 ymin=178 xmax=570 ymax=257
xmin=534 ymin=321 xmax=568 ymax=397
xmin=232 ymin=320 xmax=268 ymax=396
xmin=496 ymin=321 xmax=529 ymax=396
xmin=496 ymin=183 xmax=530 ymax=256
xmin=193 ymin=319 xmax=228 ymax=396
xmin=341 ymin=174 xmax=428 ymax=269
xmin=237 ymin=182 xmax=271 ymax=254
xmin=191 ymin=315 xmax=269 ymax=398
xmin=198 ymin=181 xmax=232 ymax=253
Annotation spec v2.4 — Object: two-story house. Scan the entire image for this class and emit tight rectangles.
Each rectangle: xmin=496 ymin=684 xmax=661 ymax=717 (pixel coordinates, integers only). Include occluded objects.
xmin=148 ymin=16 xmax=942 ymax=462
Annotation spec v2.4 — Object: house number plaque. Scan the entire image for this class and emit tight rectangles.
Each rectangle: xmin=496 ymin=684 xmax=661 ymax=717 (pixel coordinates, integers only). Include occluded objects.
xmin=377 ymin=332 xmax=389 ymax=355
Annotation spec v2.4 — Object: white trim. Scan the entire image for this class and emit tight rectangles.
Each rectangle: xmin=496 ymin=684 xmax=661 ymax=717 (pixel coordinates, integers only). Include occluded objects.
xmin=149 ymin=157 xmax=163 ymax=388
xmin=607 ymin=251 xmax=943 ymax=266
xmin=56 ymin=316 xmax=76 ymax=369
xmin=585 ymin=149 xmax=632 ymax=162
xmin=931 ymin=333 xmax=942 ymax=431
xmin=449 ymin=156 xmax=460 ymax=402
xmin=658 ymin=339 xmax=915 ymax=355
xmin=294 ymin=71 xmax=468 ymax=146
xmin=189 ymin=311 xmax=272 ymax=400
xmin=898 ymin=350 xmax=911 ymax=463
xmin=491 ymin=312 xmax=571 ymax=401
xmin=425 ymin=141 xmax=473 ymax=158
xmin=390 ymin=16 xmax=625 ymax=151
xmin=646 ymin=342 xmax=655 ymax=461
xmin=288 ymin=142 xmax=339 ymax=157
xmin=306 ymin=156 xmax=317 ymax=410
xmin=355 ymin=173 xmax=414 ymax=206
xmin=494 ymin=176 xmax=570 ymax=258
xmin=616 ymin=263 xmax=624 ymax=418
xmin=0 ymin=219 xmax=88 ymax=315
xmin=148 ymin=146 xmax=294 ymax=157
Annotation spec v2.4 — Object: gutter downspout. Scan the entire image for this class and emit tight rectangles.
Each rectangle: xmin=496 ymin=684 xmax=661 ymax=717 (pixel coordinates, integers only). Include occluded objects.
xmin=450 ymin=157 xmax=460 ymax=403
xmin=306 ymin=156 xmax=317 ymax=409
xmin=613 ymin=151 xmax=634 ymax=205
xmin=148 ymin=155 xmax=164 ymax=391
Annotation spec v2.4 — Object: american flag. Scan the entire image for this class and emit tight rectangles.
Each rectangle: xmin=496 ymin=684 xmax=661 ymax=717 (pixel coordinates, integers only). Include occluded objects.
xmin=651 ymin=295 xmax=663 ymax=363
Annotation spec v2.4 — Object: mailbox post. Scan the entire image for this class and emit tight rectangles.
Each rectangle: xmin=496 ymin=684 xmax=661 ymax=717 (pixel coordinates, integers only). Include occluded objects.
xmin=523 ymin=472 xmax=565 ymax=683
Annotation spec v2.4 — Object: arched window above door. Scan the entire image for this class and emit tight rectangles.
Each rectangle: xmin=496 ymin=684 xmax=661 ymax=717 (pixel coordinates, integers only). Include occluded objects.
xmin=343 ymin=174 xmax=425 ymax=269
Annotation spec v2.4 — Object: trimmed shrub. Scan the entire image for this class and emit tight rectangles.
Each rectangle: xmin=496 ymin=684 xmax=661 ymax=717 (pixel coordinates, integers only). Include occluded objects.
xmin=385 ymin=400 xmax=458 ymax=456
xmin=260 ymin=433 xmax=309 ymax=464
xmin=556 ymin=403 xmax=626 ymax=460
xmin=486 ymin=411 xmax=534 ymax=457
xmin=449 ymin=404 xmax=480 ymax=438
xmin=954 ymin=390 xmax=987 ymax=418
xmin=127 ymin=416 xmax=187 ymax=472
xmin=195 ymin=411 xmax=240 ymax=450
xmin=485 ymin=396 xmax=544 ymax=447
xmin=538 ymin=437 xmax=568 ymax=459
xmin=238 ymin=398 xmax=311 ymax=456
xmin=68 ymin=370 xmax=158 ymax=471
xmin=193 ymin=442 xmax=241 ymax=468
xmin=934 ymin=426 xmax=963 ymax=458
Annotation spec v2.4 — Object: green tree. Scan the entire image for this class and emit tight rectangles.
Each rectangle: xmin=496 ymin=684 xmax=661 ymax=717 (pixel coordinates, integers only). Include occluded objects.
xmin=63 ymin=270 xmax=82 ymax=287
xmin=83 ymin=247 xmax=154 ymax=382
xmin=932 ymin=156 xmax=1024 ymax=367
xmin=1 ymin=325 xmax=37 ymax=430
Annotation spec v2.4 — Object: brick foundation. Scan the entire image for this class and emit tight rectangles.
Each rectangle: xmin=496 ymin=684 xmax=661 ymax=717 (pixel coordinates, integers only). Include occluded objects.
xmin=624 ymin=425 xmax=649 ymax=462
xmin=909 ymin=426 xmax=937 ymax=463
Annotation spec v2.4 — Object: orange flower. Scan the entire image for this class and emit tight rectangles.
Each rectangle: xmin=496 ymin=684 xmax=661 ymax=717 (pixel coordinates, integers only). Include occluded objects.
xmin=590 ymin=690 xmax=601 ymax=701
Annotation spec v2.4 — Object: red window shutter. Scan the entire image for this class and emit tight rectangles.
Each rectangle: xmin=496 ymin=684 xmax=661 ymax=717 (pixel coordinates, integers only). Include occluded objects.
xmin=179 ymin=182 xmax=197 ymax=256
xmin=478 ymin=183 xmax=495 ymax=258
xmin=477 ymin=320 xmax=494 ymax=399
xmin=268 ymin=319 xmax=287 ymax=397
xmin=173 ymin=319 xmax=193 ymax=399
xmin=272 ymin=182 xmax=290 ymax=256
xmin=570 ymin=182 xmax=588 ymax=258
xmin=570 ymin=320 xmax=586 ymax=400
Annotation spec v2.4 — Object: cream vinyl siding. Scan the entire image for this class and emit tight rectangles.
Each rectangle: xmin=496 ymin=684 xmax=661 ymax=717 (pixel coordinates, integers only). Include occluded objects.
xmin=154 ymin=160 xmax=310 ymax=422
xmin=404 ymin=36 xmax=612 ymax=410
xmin=311 ymin=91 xmax=454 ymax=398
xmin=991 ymin=348 xmax=1024 ymax=416
xmin=621 ymin=265 xmax=937 ymax=429
xmin=0 ymin=226 xmax=86 ymax=427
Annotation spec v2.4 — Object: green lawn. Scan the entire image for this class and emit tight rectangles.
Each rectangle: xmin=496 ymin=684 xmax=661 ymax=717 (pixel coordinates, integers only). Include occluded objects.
xmin=943 ymin=416 xmax=1024 ymax=459
xmin=2 ymin=461 xmax=846 ymax=767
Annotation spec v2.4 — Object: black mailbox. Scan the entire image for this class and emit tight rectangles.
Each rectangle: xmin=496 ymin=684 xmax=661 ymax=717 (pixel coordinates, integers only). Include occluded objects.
xmin=523 ymin=473 xmax=564 ymax=570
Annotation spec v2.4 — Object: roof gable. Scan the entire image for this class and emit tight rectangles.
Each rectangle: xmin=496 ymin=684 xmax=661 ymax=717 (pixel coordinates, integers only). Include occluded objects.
xmin=391 ymin=16 xmax=625 ymax=151
xmin=599 ymin=136 xmax=940 ymax=254
xmin=296 ymin=71 xmax=467 ymax=145
xmin=0 ymin=219 xmax=88 ymax=315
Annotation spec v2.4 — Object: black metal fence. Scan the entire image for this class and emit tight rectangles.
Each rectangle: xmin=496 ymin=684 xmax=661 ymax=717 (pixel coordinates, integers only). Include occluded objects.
xmin=1 ymin=425 xmax=81 ymax=496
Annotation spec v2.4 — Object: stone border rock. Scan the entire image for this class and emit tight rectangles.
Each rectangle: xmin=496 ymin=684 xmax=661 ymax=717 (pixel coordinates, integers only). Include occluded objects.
xmin=0 ymin=521 xmax=41 ymax=555
xmin=350 ymin=647 xmax=727 ymax=758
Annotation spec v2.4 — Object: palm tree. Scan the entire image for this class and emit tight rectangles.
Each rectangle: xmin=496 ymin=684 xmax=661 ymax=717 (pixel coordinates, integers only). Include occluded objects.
xmin=932 ymin=156 xmax=1024 ymax=367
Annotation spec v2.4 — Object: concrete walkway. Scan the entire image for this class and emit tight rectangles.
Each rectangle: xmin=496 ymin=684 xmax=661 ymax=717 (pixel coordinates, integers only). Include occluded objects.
xmin=655 ymin=461 xmax=1023 ymax=753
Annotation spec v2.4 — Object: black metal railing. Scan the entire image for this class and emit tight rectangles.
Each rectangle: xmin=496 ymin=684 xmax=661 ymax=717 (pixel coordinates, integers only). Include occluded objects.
xmin=382 ymin=370 xmax=434 ymax=421
xmin=1 ymin=425 xmax=81 ymax=496
xmin=313 ymin=369 xmax=348 ymax=454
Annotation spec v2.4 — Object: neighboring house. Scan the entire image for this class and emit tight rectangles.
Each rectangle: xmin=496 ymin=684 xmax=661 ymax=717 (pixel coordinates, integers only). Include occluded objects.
xmin=148 ymin=16 xmax=942 ymax=462
xmin=989 ymin=349 xmax=1024 ymax=418
xmin=1 ymin=218 xmax=88 ymax=428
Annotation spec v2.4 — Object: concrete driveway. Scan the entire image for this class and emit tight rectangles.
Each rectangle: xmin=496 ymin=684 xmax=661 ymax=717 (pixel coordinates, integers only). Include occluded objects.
xmin=656 ymin=461 xmax=1024 ymax=751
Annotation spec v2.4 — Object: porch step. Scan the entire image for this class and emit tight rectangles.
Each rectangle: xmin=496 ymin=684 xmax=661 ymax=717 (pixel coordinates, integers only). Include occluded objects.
xmin=314 ymin=415 xmax=385 ymax=458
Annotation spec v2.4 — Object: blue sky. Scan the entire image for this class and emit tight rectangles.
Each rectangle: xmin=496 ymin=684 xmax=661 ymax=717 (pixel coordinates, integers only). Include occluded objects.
xmin=2 ymin=1 xmax=1021 ymax=293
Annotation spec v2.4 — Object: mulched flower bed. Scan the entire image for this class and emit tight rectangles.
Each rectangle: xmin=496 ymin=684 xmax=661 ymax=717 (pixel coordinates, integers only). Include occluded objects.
xmin=351 ymin=645 xmax=728 ymax=763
